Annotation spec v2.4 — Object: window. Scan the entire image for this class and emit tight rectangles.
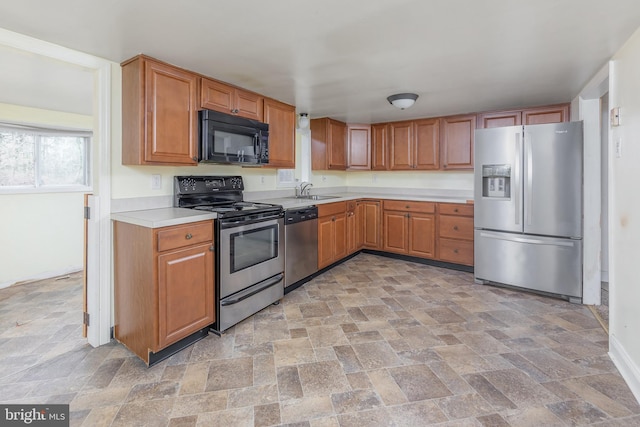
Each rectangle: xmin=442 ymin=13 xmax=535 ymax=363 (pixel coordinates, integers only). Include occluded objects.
xmin=0 ymin=123 xmax=91 ymax=192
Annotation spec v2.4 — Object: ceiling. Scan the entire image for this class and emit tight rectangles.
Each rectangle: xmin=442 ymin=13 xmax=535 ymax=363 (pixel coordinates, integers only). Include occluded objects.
xmin=1 ymin=0 xmax=640 ymax=123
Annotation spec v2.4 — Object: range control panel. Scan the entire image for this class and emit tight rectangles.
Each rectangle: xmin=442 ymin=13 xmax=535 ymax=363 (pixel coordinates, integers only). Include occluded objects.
xmin=174 ymin=176 xmax=244 ymax=194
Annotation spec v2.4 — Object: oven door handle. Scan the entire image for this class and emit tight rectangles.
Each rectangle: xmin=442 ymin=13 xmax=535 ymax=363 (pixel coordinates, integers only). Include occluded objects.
xmin=219 ymin=213 xmax=282 ymax=228
xmin=220 ymin=273 xmax=284 ymax=306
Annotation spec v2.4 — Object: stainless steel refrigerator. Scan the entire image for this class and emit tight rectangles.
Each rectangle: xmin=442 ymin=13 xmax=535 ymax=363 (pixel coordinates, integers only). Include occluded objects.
xmin=474 ymin=121 xmax=583 ymax=303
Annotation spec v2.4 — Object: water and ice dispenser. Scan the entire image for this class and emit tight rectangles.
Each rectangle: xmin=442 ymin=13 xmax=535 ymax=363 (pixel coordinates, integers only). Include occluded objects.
xmin=482 ymin=164 xmax=511 ymax=198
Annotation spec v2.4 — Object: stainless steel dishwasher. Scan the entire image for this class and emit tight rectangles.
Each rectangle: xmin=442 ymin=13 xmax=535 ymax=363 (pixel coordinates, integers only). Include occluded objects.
xmin=285 ymin=206 xmax=318 ymax=291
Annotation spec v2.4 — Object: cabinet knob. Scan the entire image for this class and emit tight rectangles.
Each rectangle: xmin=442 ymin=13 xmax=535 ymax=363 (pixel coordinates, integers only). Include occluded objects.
xmin=209 ymin=245 xmax=215 ymax=252
xmin=454 ymin=208 xmax=459 ymax=212
xmin=405 ymin=205 xmax=410 ymax=209
xmin=453 ymin=226 xmax=459 ymax=231
xmin=185 ymin=233 xmax=193 ymax=240
xmin=406 ymin=213 xmax=410 ymax=218
xmin=332 ymin=216 xmax=336 ymax=222
xmin=192 ymin=156 xmax=198 ymax=162
xmin=454 ymin=249 xmax=459 ymax=254
xmin=231 ymin=108 xmax=239 ymax=114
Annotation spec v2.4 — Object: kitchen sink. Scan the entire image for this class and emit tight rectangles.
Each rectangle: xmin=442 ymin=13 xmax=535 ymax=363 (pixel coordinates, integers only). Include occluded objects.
xmin=288 ymin=195 xmax=340 ymax=200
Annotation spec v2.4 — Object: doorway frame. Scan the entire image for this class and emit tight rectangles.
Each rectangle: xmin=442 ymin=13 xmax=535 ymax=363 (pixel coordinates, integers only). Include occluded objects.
xmin=0 ymin=28 xmax=112 ymax=346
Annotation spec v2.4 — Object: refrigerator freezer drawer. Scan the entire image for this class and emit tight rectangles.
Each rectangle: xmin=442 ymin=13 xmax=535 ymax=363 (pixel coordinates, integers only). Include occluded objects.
xmin=474 ymin=230 xmax=582 ymax=301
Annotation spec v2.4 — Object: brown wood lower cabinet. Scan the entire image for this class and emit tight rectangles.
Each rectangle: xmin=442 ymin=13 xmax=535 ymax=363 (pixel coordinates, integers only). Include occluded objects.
xmin=315 ymin=199 xmax=474 ymax=277
xmin=114 ymin=220 xmax=215 ymax=365
xmin=362 ymin=199 xmax=381 ymax=249
xmin=436 ymin=203 xmax=474 ymax=266
xmin=382 ymin=200 xmax=436 ymax=258
xmin=318 ymin=202 xmax=347 ymax=269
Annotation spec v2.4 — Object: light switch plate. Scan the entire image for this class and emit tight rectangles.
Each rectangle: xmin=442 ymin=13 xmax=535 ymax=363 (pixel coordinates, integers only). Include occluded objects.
xmin=611 ymin=107 xmax=621 ymax=127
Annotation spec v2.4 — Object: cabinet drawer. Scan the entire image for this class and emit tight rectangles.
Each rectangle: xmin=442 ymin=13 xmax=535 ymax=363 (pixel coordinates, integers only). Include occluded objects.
xmin=318 ymin=201 xmax=346 ymax=217
xmin=383 ymin=200 xmax=435 ymax=213
xmin=156 ymin=221 xmax=213 ymax=252
xmin=438 ymin=238 xmax=474 ymax=265
xmin=439 ymin=215 xmax=474 ymax=240
xmin=439 ymin=203 xmax=474 ymax=217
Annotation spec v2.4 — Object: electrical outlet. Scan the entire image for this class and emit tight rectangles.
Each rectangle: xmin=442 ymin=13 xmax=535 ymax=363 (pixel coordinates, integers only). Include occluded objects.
xmin=616 ymin=137 xmax=623 ymax=158
xmin=322 ymin=175 xmax=327 ymax=182
xmin=373 ymin=174 xmax=378 ymax=183
xmin=260 ymin=176 xmax=265 ymax=184
xmin=151 ymin=174 xmax=161 ymax=190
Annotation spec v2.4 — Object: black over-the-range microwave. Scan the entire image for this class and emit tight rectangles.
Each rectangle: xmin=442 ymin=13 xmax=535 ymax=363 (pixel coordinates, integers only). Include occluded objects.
xmin=199 ymin=109 xmax=269 ymax=165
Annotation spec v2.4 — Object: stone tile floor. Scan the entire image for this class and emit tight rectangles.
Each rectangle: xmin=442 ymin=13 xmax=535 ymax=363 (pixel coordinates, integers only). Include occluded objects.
xmin=0 ymin=253 xmax=638 ymax=426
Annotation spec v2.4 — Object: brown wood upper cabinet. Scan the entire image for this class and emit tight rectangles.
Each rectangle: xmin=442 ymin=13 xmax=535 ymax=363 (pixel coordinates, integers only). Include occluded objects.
xmin=200 ymin=77 xmax=264 ymax=121
xmin=477 ymin=110 xmax=522 ymax=129
xmin=477 ymin=103 xmax=570 ymax=128
xmin=522 ymin=103 xmax=570 ymax=125
xmin=122 ymin=55 xmax=198 ymax=166
xmin=371 ymin=124 xmax=389 ymax=170
xmin=347 ymin=124 xmax=371 ymax=170
xmin=263 ymin=98 xmax=296 ymax=168
xmin=387 ymin=118 xmax=439 ymax=170
xmin=311 ymin=118 xmax=347 ymax=170
xmin=440 ymin=114 xmax=476 ymax=170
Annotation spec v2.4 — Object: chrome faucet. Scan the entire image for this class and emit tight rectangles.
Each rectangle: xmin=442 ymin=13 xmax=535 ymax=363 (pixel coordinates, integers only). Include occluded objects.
xmin=299 ymin=182 xmax=313 ymax=197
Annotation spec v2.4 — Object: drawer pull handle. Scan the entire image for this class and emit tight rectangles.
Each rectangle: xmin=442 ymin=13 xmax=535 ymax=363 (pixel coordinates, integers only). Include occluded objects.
xmin=185 ymin=233 xmax=193 ymax=240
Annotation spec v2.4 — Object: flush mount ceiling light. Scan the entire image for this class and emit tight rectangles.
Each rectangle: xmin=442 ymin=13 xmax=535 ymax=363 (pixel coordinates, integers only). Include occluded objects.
xmin=387 ymin=93 xmax=419 ymax=110
xmin=298 ymin=113 xmax=310 ymax=129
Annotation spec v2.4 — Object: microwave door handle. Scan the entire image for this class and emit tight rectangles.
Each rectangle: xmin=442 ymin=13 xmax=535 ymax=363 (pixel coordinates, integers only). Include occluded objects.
xmin=254 ymin=133 xmax=261 ymax=159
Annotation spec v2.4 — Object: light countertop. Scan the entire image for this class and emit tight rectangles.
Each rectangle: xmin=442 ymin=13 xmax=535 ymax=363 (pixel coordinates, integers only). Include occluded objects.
xmin=260 ymin=192 xmax=474 ymax=210
xmin=111 ymin=192 xmax=473 ymax=227
xmin=111 ymin=208 xmax=216 ymax=228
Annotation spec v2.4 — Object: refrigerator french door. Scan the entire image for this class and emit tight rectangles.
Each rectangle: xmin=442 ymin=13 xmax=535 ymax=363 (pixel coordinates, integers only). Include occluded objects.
xmin=474 ymin=121 xmax=583 ymax=303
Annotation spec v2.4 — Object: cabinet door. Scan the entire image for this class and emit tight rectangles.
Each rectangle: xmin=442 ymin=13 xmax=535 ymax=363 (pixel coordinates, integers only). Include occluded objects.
xmin=333 ymin=214 xmax=347 ymax=261
xmin=363 ymin=200 xmax=381 ymax=249
xmin=200 ymin=78 xmax=235 ymax=114
xmin=347 ymin=208 xmax=358 ymax=254
xmin=157 ymin=243 xmax=214 ymax=349
xmin=408 ymin=213 xmax=436 ymax=258
xmin=263 ymin=98 xmax=295 ymax=168
xmin=355 ymin=201 xmax=365 ymax=250
xmin=318 ymin=216 xmax=335 ymax=269
xmin=477 ymin=110 xmax=522 ymax=129
xmin=234 ymin=89 xmax=263 ymax=121
xmin=144 ymin=60 xmax=198 ymax=164
xmin=522 ymin=104 xmax=569 ymax=125
xmin=389 ymin=121 xmax=413 ymax=170
xmin=414 ymin=118 xmax=439 ymax=169
xmin=440 ymin=114 xmax=475 ymax=170
xmin=347 ymin=124 xmax=371 ymax=170
xmin=371 ymin=124 xmax=388 ymax=170
xmin=328 ymin=119 xmax=347 ymax=170
xmin=383 ymin=211 xmax=408 ymax=254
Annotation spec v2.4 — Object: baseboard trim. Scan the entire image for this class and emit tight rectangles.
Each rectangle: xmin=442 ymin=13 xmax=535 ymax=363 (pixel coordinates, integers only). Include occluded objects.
xmin=0 ymin=267 xmax=83 ymax=289
xmin=609 ymin=334 xmax=640 ymax=405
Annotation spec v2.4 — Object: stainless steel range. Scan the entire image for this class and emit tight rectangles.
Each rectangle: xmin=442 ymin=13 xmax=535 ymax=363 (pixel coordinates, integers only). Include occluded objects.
xmin=174 ymin=175 xmax=284 ymax=333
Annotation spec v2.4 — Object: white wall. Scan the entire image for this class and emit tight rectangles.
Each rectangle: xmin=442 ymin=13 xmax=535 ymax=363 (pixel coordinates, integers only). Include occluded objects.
xmin=608 ymin=26 xmax=640 ymax=402
xmin=0 ymin=103 xmax=93 ymax=287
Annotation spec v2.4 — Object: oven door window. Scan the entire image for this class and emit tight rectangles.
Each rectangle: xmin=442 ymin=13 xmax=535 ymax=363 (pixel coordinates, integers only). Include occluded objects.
xmin=229 ymin=224 xmax=279 ymax=273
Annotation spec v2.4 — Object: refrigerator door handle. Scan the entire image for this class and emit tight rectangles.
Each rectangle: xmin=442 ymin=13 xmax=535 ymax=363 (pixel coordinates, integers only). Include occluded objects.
xmin=526 ymin=134 xmax=533 ymax=226
xmin=478 ymin=231 xmax=577 ymax=247
xmin=514 ymin=132 xmax=521 ymax=225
